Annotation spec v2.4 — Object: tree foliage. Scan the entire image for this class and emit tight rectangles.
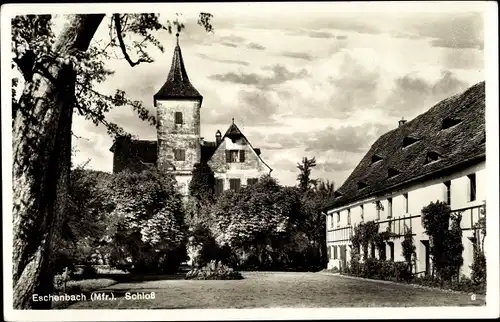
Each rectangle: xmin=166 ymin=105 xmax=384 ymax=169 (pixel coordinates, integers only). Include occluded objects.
xmin=106 ymin=168 xmax=186 ymax=272
xmin=421 ymin=201 xmax=464 ymax=282
xmin=11 ymin=12 xmax=213 ymax=308
xmin=296 ymin=157 xmax=318 ymax=192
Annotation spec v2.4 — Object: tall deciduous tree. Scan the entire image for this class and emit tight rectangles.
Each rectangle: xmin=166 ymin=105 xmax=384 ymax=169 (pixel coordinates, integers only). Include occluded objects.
xmin=12 ymin=12 xmax=213 ymax=309
xmin=296 ymin=157 xmax=317 ymax=192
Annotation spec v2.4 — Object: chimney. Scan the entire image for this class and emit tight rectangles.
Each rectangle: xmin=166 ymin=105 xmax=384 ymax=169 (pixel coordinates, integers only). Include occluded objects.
xmin=398 ymin=118 xmax=407 ymax=127
xmin=215 ymin=130 xmax=222 ymax=145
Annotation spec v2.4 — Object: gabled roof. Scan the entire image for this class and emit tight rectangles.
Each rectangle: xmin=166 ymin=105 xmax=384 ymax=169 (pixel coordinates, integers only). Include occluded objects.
xmin=154 ymin=35 xmax=202 ymax=102
xmin=325 ymin=81 xmax=485 ymax=210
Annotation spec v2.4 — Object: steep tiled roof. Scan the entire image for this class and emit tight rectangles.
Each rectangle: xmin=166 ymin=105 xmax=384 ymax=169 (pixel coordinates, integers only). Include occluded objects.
xmin=154 ymin=36 xmax=202 ymax=102
xmin=325 ymin=81 xmax=486 ymax=210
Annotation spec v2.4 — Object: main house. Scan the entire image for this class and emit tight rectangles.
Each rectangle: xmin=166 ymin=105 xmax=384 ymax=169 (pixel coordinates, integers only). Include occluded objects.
xmin=110 ymin=35 xmax=272 ymax=195
xmin=324 ymin=81 xmax=486 ymax=278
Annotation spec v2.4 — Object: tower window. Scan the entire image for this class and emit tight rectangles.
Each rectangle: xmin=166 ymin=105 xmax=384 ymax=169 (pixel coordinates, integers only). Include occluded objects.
xmin=174 ymin=149 xmax=185 ymax=161
xmin=443 ymin=181 xmax=451 ymax=205
xmin=175 ymin=112 xmax=183 ymax=125
xmin=229 ymin=178 xmax=241 ymax=192
xmin=468 ymin=174 xmax=476 ymax=202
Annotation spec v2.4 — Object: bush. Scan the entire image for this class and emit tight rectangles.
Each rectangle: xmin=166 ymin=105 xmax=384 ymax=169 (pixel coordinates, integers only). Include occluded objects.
xmin=471 ymin=246 xmax=486 ymax=286
xmin=81 ymin=265 xmax=97 ymax=278
xmin=185 ymin=260 xmax=244 ymax=280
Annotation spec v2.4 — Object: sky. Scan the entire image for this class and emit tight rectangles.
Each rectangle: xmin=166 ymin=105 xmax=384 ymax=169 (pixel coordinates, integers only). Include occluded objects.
xmin=65 ymin=2 xmax=485 ymax=188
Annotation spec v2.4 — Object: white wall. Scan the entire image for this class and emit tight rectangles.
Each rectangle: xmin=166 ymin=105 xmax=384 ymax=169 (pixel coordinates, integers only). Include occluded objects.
xmin=326 ymin=161 xmax=486 ymax=277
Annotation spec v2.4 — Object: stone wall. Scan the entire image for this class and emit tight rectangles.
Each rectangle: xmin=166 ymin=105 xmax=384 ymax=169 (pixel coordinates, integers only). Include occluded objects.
xmin=156 ymin=99 xmax=201 ymax=175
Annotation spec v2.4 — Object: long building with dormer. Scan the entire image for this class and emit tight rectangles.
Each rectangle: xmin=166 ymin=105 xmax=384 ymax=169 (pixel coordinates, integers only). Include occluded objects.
xmin=110 ymin=34 xmax=272 ymax=195
xmin=323 ymin=82 xmax=486 ymax=278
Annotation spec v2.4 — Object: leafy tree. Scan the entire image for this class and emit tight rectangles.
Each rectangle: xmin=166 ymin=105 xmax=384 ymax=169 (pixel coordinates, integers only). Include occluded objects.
xmin=12 ymin=13 xmax=212 ymax=308
xmin=297 ymin=157 xmax=317 ymax=192
xmin=401 ymin=226 xmax=416 ymax=275
xmin=106 ymin=168 xmax=186 ymax=272
xmin=189 ymin=163 xmax=215 ymax=202
xmin=421 ymin=201 xmax=464 ymax=282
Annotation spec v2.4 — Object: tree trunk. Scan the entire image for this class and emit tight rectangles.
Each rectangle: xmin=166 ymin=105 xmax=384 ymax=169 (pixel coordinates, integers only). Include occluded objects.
xmin=12 ymin=14 xmax=104 ymax=309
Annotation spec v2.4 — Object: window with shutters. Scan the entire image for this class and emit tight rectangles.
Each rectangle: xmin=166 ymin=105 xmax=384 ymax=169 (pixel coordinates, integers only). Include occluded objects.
xmin=215 ymin=179 xmax=224 ymax=196
xmin=226 ymin=150 xmax=240 ymax=163
xmin=468 ymin=174 xmax=476 ymax=202
xmin=229 ymin=178 xmax=241 ymax=192
xmin=247 ymin=178 xmax=258 ymax=185
xmin=175 ymin=112 xmax=183 ymax=125
xmin=174 ymin=149 xmax=185 ymax=161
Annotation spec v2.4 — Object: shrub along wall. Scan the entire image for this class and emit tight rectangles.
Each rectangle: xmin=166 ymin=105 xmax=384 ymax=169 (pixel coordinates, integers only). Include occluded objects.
xmin=340 ymin=202 xmax=486 ymax=295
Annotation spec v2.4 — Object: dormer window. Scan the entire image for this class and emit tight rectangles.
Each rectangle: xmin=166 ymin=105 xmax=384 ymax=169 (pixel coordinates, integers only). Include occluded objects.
xmin=334 ymin=191 xmax=343 ymax=199
xmin=357 ymin=182 xmax=368 ymax=190
xmin=442 ymin=118 xmax=462 ymax=130
xmin=388 ymin=167 xmax=401 ymax=178
xmin=402 ymin=136 xmax=420 ymax=148
xmin=424 ymin=151 xmax=443 ymax=165
xmin=371 ymin=154 xmax=383 ymax=164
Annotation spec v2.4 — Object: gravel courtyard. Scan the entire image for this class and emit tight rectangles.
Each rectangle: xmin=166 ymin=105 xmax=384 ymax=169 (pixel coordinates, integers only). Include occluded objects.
xmin=67 ymin=272 xmax=485 ymax=309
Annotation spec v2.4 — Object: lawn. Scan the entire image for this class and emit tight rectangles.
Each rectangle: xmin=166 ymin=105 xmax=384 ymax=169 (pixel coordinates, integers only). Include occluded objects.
xmin=67 ymin=272 xmax=485 ymax=309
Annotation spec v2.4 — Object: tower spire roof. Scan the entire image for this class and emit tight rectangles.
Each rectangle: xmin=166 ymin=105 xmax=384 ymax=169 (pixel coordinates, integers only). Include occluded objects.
xmin=154 ymin=33 xmax=202 ymax=102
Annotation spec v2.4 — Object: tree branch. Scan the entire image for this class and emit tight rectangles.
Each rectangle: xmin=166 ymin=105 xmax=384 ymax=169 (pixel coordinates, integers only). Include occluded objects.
xmin=113 ymin=14 xmax=149 ymax=67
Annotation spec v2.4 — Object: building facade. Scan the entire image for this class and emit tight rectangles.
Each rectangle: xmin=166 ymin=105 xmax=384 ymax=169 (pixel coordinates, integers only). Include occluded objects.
xmin=110 ymin=35 xmax=272 ymax=195
xmin=324 ymin=82 xmax=486 ymax=278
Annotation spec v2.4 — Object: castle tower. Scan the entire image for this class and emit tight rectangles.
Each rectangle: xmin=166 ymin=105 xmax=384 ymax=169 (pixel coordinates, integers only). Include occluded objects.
xmin=154 ymin=33 xmax=202 ymax=195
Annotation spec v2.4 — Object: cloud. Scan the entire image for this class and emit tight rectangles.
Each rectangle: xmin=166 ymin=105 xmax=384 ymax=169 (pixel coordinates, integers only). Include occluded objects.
xmin=247 ymin=42 xmax=266 ymax=50
xmin=383 ymin=69 xmax=469 ymax=118
xmin=307 ymin=30 xmax=334 ymax=39
xmin=221 ymin=42 xmax=238 ymax=48
xmin=196 ymin=53 xmax=249 ymax=66
xmin=203 ymin=89 xmax=280 ymax=125
xmin=280 ymin=51 xmax=313 ymax=61
xmin=431 ymin=38 xmax=483 ymax=50
xmin=316 ymin=160 xmax=357 ymax=172
xmin=401 ymin=12 xmax=484 ymax=50
xmin=220 ymin=35 xmax=246 ymax=43
xmin=305 ymin=124 xmax=391 ymax=153
xmin=208 ymin=64 xmax=308 ymax=89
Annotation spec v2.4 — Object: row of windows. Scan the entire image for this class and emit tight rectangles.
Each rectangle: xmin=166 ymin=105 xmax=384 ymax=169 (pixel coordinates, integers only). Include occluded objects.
xmin=172 ymin=149 xmax=248 ymax=162
xmin=330 ymin=173 xmax=477 ymax=228
xmin=215 ymin=178 xmax=259 ymax=195
xmin=329 ymin=243 xmax=395 ymax=261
